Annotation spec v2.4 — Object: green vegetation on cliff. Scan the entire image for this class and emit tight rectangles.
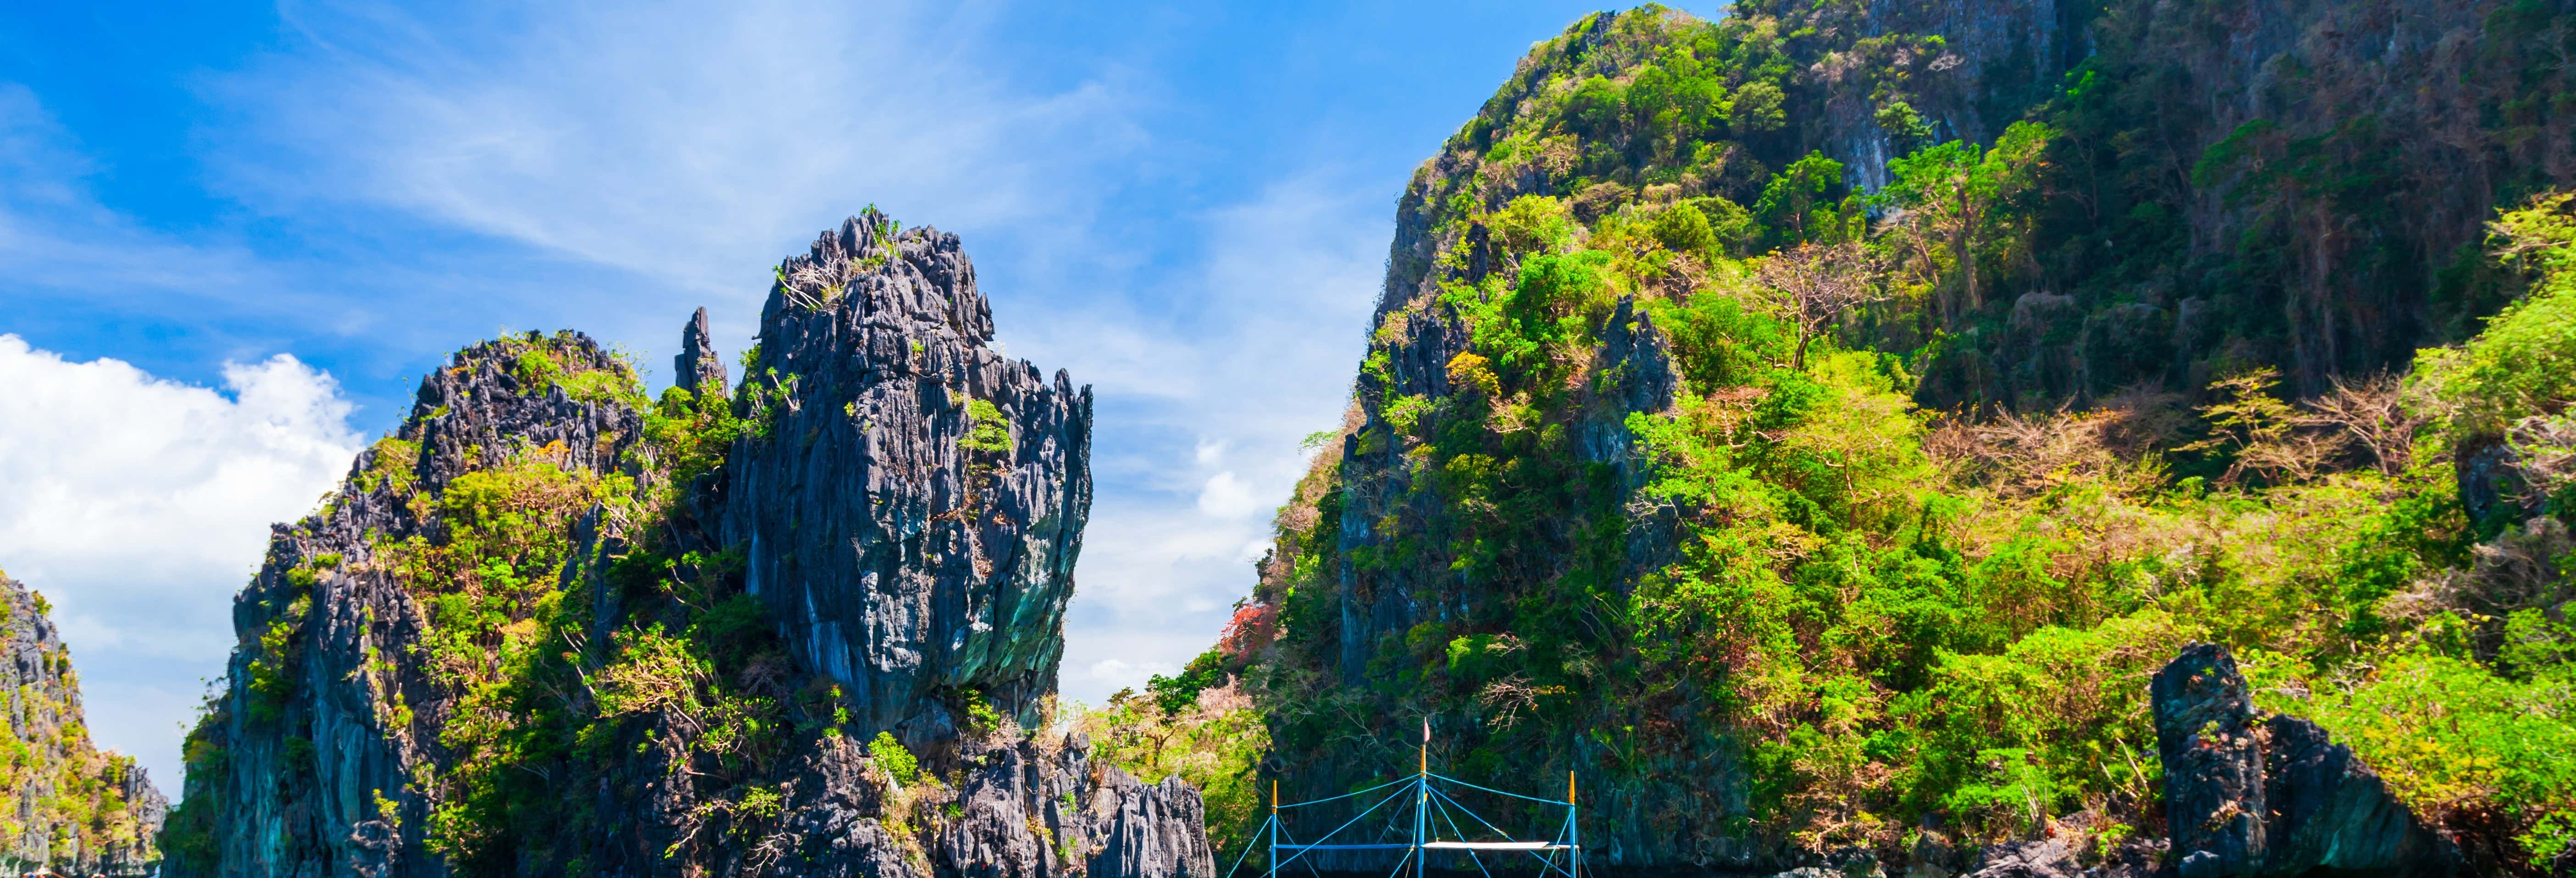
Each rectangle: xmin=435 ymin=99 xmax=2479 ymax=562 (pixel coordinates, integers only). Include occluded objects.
xmin=0 ymin=576 xmax=161 ymax=875
xmin=1200 ymin=5 xmax=2576 ymax=872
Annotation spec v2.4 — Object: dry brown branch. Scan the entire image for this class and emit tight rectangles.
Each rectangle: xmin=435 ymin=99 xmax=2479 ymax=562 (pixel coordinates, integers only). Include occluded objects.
xmin=2507 ymin=414 xmax=2576 ymax=506
xmin=1755 ymin=241 xmax=1883 ymax=369
xmin=2385 ymin=516 xmax=2575 ymax=624
xmin=2302 ymin=372 xmax=2425 ymax=475
xmin=1926 ymin=390 xmax=2184 ymax=500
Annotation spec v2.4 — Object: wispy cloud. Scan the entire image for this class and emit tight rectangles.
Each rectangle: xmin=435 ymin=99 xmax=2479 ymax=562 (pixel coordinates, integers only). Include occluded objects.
xmin=0 ymin=84 xmax=339 ymax=328
xmin=207 ymin=0 xmax=1149 ymax=349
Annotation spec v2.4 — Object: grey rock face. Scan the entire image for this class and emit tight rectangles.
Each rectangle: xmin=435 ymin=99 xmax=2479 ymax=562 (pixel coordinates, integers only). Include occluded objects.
xmin=169 ymin=216 xmax=1205 ymax=878
xmin=1085 ymin=770 xmax=1217 ymax=878
xmin=2259 ymin=717 xmax=2454 ymax=876
xmin=1960 ymin=836 xmax=2161 ymax=878
xmin=0 ymin=572 xmax=165 ymax=875
xmin=1583 ymin=295 xmax=1683 ymax=469
xmin=1964 ymin=837 xmax=2080 ymax=878
xmin=2151 ymin=644 xmax=2267 ymax=878
xmin=767 ymin=729 xmax=1209 ymax=878
xmin=2150 ymin=643 xmax=2459 ymax=878
xmin=678 ymin=305 xmax=731 ymax=396
xmin=716 ymin=211 xmax=1093 ymax=735
xmin=170 ymin=332 xmax=646 ymax=878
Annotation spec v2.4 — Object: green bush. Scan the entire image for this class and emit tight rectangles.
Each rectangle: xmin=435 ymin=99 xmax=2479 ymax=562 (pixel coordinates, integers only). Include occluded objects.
xmin=869 ymin=732 xmax=919 ymax=786
xmin=960 ymin=398 xmax=1015 ymax=454
xmin=2417 ymin=192 xmax=2576 ymax=438
xmin=2256 ymin=650 xmax=2576 ymax=860
xmin=1146 ymin=650 xmax=1228 ymax=715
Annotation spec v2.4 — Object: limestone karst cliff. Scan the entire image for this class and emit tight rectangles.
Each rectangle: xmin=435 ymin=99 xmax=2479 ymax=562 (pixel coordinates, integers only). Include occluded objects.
xmin=1185 ymin=2 xmax=2576 ymax=874
xmin=161 ymin=211 xmax=1209 ymax=878
xmin=2151 ymin=644 xmax=2460 ymax=878
xmin=0 ymin=571 xmax=163 ymax=875
xmin=716 ymin=214 xmax=1094 ymax=734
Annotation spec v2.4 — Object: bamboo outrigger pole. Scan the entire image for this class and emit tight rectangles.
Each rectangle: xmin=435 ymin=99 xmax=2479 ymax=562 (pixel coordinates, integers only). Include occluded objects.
xmin=1569 ymin=771 xmax=1581 ymax=878
xmin=1416 ymin=717 xmax=1429 ymax=878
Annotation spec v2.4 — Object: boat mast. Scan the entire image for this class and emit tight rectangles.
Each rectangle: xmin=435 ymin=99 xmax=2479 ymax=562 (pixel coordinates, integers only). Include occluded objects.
xmin=1568 ymin=770 xmax=1580 ymax=878
xmin=1416 ymin=717 xmax=1429 ymax=878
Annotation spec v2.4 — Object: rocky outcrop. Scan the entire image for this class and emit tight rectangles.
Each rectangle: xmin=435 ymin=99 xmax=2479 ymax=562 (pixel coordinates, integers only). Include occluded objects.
xmin=0 ymin=572 xmax=164 ymax=875
xmin=678 ymin=305 xmax=730 ymax=396
xmin=716 ymin=210 xmax=1094 ymax=735
xmin=744 ymin=726 xmax=1210 ymax=878
xmin=164 ymin=331 xmax=649 ymax=878
xmin=165 ymin=213 xmax=1206 ymax=878
xmin=2151 ymin=644 xmax=2459 ymax=878
xmin=1957 ymin=835 xmax=2163 ymax=878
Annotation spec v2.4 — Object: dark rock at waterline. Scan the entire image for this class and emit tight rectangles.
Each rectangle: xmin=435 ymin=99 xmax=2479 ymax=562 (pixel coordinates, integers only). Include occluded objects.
xmin=1957 ymin=835 xmax=2164 ymax=878
xmin=2150 ymin=643 xmax=2459 ymax=878
xmin=772 ymin=729 xmax=1213 ymax=878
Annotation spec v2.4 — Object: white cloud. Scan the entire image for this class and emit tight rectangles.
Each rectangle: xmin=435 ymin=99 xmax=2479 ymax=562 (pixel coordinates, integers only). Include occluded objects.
xmin=1195 ymin=471 xmax=1261 ymax=519
xmin=0 ymin=335 xmax=361 ymax=788
xmin=1075 ymin=658 xmax=1179 ymax=692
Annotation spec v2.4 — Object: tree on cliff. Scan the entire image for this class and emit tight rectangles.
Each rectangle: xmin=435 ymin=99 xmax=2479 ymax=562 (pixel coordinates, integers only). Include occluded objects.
xmin=1755 ymin=240 xmax=1881 ymax=370
xmin=1878 ymin=121 xmax=2052 ymax=324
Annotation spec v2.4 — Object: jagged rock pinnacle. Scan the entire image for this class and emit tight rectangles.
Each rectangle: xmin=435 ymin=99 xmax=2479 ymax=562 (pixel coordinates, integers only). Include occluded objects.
xmin=676 ymin=306 xmax=728 ymax=395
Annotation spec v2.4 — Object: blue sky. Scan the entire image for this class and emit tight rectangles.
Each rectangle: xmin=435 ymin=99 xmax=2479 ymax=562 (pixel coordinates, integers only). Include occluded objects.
xmin=0 ymin=0 xmax=1712 ymax=789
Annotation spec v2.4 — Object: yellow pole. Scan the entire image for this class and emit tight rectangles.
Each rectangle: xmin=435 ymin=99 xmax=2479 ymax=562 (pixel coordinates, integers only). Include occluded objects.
xmin=1568 ymin=770 xmax=1581 ymax=878
xmin=1417 ymin=718 xmax=1429 ymax=878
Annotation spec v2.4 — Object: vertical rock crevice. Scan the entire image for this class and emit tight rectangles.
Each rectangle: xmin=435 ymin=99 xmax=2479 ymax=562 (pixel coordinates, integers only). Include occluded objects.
xmin=715 ymin=210 xmax=1094 ymax=738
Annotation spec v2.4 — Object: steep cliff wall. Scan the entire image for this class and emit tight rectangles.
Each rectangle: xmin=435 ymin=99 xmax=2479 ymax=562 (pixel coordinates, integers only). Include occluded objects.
xmin=717 ymin=213 xmax=1093 ymax=734
xmin=1402 ymin=0 xmax=2574 ymax=407
xmin=163 ymin=212 xmax=1207 ymax=878
xmin=160 ymin=330 xmax=651 ymax=877
xmin=1217 ymin=2 xmax=2575 ymax=873
xmin=0 ymin=572 xmax=163 ymax=875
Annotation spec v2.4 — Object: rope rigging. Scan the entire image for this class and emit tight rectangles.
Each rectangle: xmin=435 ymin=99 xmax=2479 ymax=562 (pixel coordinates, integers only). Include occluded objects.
xmin=1222 ymin=720 xmax=1583 ymax=878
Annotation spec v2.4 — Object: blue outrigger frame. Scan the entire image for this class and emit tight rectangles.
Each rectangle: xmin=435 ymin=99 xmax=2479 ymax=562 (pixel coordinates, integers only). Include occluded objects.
xmin=1220 ymin=728 xmax=1582 ymax=878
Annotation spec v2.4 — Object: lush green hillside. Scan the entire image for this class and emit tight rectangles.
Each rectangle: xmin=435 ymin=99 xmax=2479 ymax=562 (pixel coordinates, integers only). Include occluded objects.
xmin=1150 ymin=4 xmax=2576 ymax=872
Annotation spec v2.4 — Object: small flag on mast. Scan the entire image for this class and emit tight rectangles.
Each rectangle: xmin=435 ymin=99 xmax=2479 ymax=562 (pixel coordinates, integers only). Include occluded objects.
xmin=1421 ymin=717 xmax=1430 ymax=743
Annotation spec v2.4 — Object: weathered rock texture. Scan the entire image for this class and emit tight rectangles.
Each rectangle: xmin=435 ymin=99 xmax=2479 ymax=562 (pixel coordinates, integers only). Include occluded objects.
xmin=1250 ymin=0 xmax=2576 ymax=871
xmin=2151 ymin=644 xmax=2459 ymax=878
xmin=1959 ymin=834 xmax=2164 ymax=878
xmin=164 ymin=332 xmax=649 ymax=878
xmin=0 ymin=572 xmax=165 ymax=875
xmin=717 ymin=212 xmax=1094 ymax=735
xmin=165 ymin=213 xmax=1208 ymax=878
xmin=679 ymin=305 xmax=731 ymax=397
xmin=1875 ymin=0 xmax=2574 ymax=403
